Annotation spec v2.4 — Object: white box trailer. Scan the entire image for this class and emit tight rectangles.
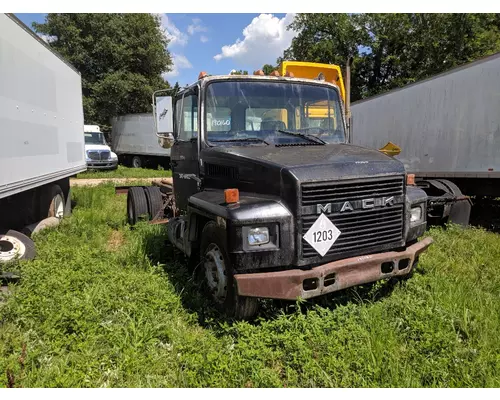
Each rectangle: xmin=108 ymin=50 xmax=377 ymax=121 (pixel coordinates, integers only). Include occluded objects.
xmin=351 ymin=52 xmax=500 ymax=225
xmin=111 ymin=113 xmax=170 ymax=169
xmin=0 ymin=14 xmax=86 ymax=263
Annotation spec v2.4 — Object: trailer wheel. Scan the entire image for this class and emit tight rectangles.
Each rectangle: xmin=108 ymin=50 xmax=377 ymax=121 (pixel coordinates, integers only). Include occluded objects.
xmin=127 ymin=187 xmax=149 ymax=225
xmin=0 ymin=230 xmax=36 ymax=263
xmin=200 ymin=221 xmax=259 ymax=320
xmin=131 ymin=156 xmax=143 ymax=169
xmin=39 ymin=184 xmax=65 ymax=220
xmin=143 ymin=186 xmax=164 ymax=221
xmin=420 ymin=179 xmax=471 ymax=226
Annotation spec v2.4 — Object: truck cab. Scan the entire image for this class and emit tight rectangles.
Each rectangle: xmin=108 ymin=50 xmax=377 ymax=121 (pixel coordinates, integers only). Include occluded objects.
xmin=84 ymin=125 xmax=118 ymax=170
xmin=131 ymin=71 xmax=432 ymax=319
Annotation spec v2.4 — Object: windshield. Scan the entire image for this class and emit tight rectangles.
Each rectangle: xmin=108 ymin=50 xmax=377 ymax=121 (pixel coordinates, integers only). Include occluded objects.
xmin=84 ymin=132 xmax=105 ymax=145
xmin=205 ymin=80 xmax=345 ymax=145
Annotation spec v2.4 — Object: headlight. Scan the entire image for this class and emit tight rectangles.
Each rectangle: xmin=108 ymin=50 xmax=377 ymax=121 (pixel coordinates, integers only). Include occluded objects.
xmin=247 ymin=227 xmax=270 ymax=246
xmin=410 ymin=205 xmax=423 ymax=223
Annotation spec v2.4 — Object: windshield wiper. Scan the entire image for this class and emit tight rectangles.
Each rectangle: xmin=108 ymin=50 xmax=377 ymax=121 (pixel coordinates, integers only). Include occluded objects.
xmin=276 ymin=129 xmax=326 ymax=145
xmin=210 ymin=138 xmax=269 ymax=145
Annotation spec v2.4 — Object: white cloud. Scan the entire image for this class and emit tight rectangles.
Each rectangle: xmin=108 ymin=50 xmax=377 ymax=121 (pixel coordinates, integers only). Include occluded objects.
xmin=200 ymin=35 xmax=209 ymax=43
xmin=155 ymin=13 xmax=188 ymax=47
xmin=163 ymin=53 xmax=193 ymax=80
xmin=214 ymin=13 xmax=297 ymax=69
xmin=187 ymin=18 xmax=208 ymax=36
xmin=37 ymin=33 xmax=56 ymax=44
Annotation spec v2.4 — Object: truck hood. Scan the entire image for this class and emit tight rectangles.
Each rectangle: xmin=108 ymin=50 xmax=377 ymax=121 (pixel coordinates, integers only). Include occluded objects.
xmin=85 ymin=144 xmax=111 ymax=152
xmin=201 ymin=143 xmax=406 ymax=197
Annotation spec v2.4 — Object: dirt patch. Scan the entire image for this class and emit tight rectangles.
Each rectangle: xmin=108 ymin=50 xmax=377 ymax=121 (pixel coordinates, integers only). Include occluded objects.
xmin=71 ymin=177 xmax=172 ymax=187
xmin=107 ymin=230 xmax=125 ymax=252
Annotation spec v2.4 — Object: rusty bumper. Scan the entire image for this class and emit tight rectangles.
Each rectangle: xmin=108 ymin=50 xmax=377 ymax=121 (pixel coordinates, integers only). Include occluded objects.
xmin=234 ymin=237 xmax=433 ymax=300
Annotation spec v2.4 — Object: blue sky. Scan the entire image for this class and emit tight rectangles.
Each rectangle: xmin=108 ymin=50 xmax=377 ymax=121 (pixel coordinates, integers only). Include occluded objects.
xmin=15 ymin=13 xmax=297 ymax=87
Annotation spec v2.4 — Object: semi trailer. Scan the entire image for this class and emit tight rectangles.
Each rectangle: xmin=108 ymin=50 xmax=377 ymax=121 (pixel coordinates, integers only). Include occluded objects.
xmin=111 ymin=113 xmax=171 ymax=169
xmin=125 ymin=66 xmax=432 ymax=319
xmin=351 ymin=53 xmax=500 ymax=225
xmin=0 ymin=14 xmax=86 ymax=264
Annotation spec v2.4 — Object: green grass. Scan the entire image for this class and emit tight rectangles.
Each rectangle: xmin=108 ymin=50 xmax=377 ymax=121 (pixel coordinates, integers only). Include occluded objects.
xmin=1 ymin=184 xmax=499 ymax=387
xmin=76 ymin=165 xmax=172 ymax=179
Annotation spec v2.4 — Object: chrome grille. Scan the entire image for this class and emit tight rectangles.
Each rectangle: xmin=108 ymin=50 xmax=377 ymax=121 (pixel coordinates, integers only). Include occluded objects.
xmin=87 ymin=150 xmax=110 ymax=161
xmin=300 ymin=176 xmax=405 ymax=259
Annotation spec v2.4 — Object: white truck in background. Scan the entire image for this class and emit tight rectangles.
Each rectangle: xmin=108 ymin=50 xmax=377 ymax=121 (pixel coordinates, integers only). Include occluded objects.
xmin=111 ymin=114 xmax=170 ymax=169
xmin=84 ymin=124 xmax=118 ymax=170
xmin=0 ymin=14 xmax=87 ymax=264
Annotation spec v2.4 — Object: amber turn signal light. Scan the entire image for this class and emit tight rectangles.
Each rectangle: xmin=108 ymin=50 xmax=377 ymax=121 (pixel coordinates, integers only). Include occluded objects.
xmin=406 ymin=174 xmax=415 ymax=185
xmin=224 ymin=188 xmax=239 ymax=204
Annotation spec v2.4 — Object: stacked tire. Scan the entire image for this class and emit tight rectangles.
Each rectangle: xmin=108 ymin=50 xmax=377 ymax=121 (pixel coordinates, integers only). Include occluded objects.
xmin=127 ymin=186 xmax=164 ymax=225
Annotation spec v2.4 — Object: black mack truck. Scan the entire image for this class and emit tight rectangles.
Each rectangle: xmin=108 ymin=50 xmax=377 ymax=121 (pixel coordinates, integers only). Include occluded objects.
xmin=126 ymin=68 xmax=433 ymax=319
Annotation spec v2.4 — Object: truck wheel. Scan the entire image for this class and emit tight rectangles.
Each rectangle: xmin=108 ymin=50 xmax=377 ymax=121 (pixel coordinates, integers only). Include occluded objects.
xmin=64 ymin=188 xmax=72 ymax=217
xmin=200 ymin=221 xmax=259 ymax=320
xmin=39 ymin=184 xmax=65 ymax=220
xmin=0 ymin=230 xmax=36 ymax=263
xmin=127 ymin=187 xmax=149 ymax=225
xmin=143 ymin=187 xmax=163 ymax=221
xmin=131 ymin=156 xmax=143 ymax=169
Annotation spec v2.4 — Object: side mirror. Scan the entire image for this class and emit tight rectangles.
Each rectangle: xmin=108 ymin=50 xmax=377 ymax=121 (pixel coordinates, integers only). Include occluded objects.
xmin=153 ymin=94 xmax=175 ymax=149
xmin=379 ymin=141 xmax=401 ymax=157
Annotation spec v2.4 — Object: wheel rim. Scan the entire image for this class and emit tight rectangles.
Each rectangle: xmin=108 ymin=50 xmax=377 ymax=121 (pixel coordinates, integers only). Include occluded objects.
xmin=132 ymin=157 xmax=141 ymax=168
xmin=0 ymin=235 xmax=26 ymax=262
xmin=204 ymin=244 xmax=228 ymax=303
xmin=53 ymin=194 xmax=64 ymax=219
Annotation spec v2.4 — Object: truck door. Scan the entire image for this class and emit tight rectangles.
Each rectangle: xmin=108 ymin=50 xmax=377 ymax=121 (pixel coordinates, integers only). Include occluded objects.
xmin=171 ymin=88 xmax=200 ymax=211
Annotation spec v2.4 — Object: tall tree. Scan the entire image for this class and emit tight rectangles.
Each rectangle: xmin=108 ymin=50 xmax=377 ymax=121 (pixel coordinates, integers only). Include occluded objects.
xmin=33 ymin=13 xmax=173 ymax=128
xmin=280 ymin=13 xmax=500 ymax=101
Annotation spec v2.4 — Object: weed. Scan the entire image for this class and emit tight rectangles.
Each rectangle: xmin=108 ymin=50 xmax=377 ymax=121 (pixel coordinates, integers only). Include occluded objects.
xmin=0 ymin=185 xmax=499 ymax=387
xmin=76 ymin=165 xmax=172 ymax=179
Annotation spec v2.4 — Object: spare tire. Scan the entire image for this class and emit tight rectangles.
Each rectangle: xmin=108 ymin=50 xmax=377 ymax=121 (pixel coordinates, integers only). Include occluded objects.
xmin=0 ymin=230 xmax=36 ymax=263
xmin=143 ymin=186 xmax=164 ymax=221
xmin=127 ymin=187 xmax=149 ymax=225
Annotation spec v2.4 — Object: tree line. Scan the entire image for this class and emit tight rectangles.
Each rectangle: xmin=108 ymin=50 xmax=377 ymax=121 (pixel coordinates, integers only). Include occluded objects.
xmin=279 ymin=13 xmax=500 ymax=101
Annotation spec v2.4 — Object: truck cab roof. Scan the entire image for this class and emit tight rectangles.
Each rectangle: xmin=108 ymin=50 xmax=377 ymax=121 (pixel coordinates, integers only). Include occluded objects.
xmin=178 ymin=74 xmax=343 ymax=97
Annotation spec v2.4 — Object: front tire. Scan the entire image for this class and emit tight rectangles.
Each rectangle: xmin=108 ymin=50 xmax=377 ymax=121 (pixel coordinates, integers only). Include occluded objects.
xmin=200 ymin=222 xmax=259 ymax=320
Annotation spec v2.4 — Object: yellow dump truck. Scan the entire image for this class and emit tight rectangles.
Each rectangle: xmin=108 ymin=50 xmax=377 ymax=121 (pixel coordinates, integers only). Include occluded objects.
xmin=276 ymin=60 xmax=401 ymax=156
xmin=279 ymin=61 xmax=346 ymax=103
xmin=268 ymin=62 xmax=346 ymax=132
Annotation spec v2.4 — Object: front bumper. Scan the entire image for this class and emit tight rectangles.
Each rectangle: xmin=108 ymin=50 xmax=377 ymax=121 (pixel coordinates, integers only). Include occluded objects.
xmin=86 ymin=160 xmax=118 ymax=170
xmin=234 ymin=237 xmax=433 ymax=300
